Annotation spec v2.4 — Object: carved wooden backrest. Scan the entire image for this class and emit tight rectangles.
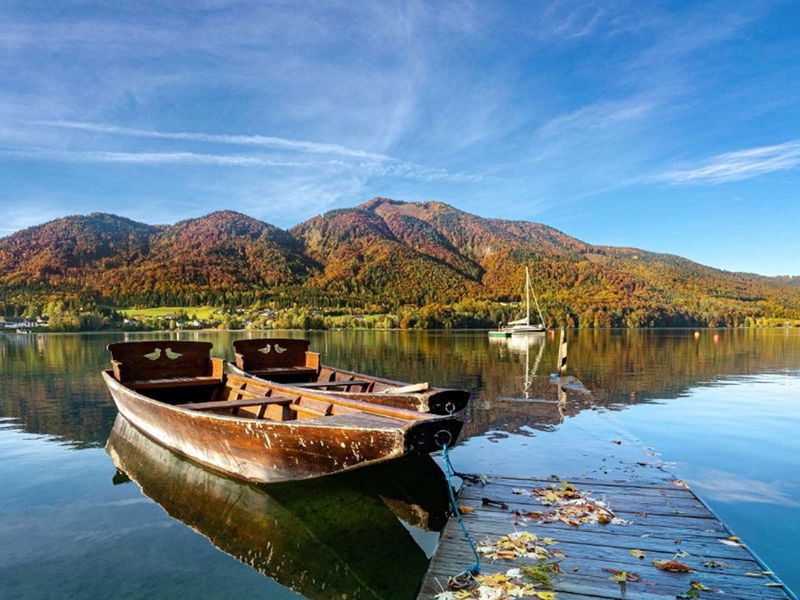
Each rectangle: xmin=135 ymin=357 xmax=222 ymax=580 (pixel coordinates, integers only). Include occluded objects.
xmin=107 ymin=341 xmax=214 ymax=382
xmin=233 ymin=338 xmax=310 ymax=370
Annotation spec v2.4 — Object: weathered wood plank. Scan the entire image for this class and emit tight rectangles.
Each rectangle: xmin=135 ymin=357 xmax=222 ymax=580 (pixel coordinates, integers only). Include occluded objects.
xmin=486 ymin=474 xmax=684 ymax=491
xmin=481 ymin=476 xmax=700 ymax=499
xmin=461 ymin=502 xmax=728 ymax=535
xmin=459 ymin=520 xmax=757 ymax=561
xmin=459 ymin=486 xmax=711 ymax=518
xmin=422 ymin=562 xmax=784 ymax=600
xmin=415 ymin=475 xmax=793 ymax=600
xmin=434 ymin=545 xmax=786 ymax=598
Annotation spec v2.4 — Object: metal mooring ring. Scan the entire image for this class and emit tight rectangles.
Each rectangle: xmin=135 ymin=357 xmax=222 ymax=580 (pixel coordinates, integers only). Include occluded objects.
xmin=434 ymin=429 xmax=453 ymax=448
xmin=445 ymin=401 xmax=456 ymax=415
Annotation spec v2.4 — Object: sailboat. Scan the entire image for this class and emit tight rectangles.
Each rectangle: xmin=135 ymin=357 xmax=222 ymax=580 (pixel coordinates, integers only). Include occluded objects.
xmin=489 ymin=265 xmax=547 ymax=337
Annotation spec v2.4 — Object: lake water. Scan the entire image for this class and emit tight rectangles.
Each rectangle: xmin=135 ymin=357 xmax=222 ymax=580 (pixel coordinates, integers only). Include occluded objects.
xmin=1 ymin=329 xmax=798 ymax=598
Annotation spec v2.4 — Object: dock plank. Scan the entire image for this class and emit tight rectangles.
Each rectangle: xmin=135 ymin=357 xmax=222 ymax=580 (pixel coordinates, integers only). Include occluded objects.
xmin=416 ymin=475 xmax=795 ymax=600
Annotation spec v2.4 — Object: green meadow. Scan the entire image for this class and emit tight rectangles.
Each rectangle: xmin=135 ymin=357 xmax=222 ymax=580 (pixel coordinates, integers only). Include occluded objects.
xmin=118 ymin=306 xmax=219 ymax=320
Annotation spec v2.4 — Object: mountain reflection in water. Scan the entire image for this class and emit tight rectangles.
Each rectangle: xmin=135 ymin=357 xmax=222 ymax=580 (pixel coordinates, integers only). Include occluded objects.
xmin=2 ymin=330 xmax=800 ymax=598
xmin=106 ymin=415 xmax=450 ymax=600
xmin=3 ymin=329 xmax=800 ymax=447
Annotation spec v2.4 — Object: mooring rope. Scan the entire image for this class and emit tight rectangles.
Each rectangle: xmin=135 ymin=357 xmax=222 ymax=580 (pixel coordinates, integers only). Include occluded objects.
xmin=441 ymin=442 xmax=481 ymax=582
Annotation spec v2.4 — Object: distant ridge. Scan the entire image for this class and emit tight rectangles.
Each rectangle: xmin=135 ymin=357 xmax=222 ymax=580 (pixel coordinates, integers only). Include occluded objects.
xmin=2 ymin=198 xmax=798 ymax=326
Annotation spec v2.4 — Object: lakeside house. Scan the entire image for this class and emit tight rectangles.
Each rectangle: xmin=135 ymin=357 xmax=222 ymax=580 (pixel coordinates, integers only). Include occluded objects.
xmin=0 ymin=316 xmax=43 ymax=329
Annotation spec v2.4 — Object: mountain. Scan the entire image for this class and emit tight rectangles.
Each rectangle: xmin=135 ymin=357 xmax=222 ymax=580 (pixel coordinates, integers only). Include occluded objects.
xmin=293 ymin=198 xmax=800 ymax=325
xmin=0 ymin=212 xmax=157 ymax=286
xmin=0 ymin=210 xmax=313 ymax=302
xmin=2 ymin=198 xmax=799 ymax=326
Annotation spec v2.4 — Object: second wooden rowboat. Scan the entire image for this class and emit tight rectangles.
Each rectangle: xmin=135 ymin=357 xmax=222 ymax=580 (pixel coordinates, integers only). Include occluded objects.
xmin=101 ymin=341 xmax=462 ymax=483
xmin=229 ymin=338 xmax=470 ymax=414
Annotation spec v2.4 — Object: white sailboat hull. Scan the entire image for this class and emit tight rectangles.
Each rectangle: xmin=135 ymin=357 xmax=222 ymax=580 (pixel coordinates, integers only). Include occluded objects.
xmin=509 ymin=325 xmax=546 ymax=335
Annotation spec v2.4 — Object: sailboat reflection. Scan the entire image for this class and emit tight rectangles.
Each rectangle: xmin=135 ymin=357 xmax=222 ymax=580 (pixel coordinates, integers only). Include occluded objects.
xmin=468 ymin=335 xmax=591 ymax=438
xmin=105 ymin=415 xmax=450 ymax=600
xmin=505 ymin=335 xmax=546 ymax=400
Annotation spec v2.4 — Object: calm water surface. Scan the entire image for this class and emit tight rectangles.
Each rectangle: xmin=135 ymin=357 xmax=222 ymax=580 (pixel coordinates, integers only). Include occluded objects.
xmin=1 ymin=329 xmax=798 ymax=598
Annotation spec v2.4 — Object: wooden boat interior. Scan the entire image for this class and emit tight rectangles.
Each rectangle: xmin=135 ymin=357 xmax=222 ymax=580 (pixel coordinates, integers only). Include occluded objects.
xmin=232 ymin=338 xmax=320 ymax=382
xmin=233 ymin=337 xmax=430 ymax=393
xmin=107 ymin=341 xmax=434 ymax=424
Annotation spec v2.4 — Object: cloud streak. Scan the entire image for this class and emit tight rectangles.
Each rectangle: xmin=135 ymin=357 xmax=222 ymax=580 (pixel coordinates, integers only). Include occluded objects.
xmin=35 ymin=121 xmax=394 ymax=161
xmin=0 ymin=148 xmax=483 ymax=183
xmin=658 ymin=140 xmax=800 ymax=184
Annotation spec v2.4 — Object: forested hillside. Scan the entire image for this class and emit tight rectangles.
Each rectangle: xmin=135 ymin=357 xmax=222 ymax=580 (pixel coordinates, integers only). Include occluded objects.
xmin=2 ymin=198 xmax=799 ymax=328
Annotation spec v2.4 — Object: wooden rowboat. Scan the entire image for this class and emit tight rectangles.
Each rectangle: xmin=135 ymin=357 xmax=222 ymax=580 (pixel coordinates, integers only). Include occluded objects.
xmin=101 ymin=341 xmax=462 ymax=483
xmin=228 ymin=338 xmax=470 ymax=414
xmin=106 ymin=414 xmax=449 ymax=600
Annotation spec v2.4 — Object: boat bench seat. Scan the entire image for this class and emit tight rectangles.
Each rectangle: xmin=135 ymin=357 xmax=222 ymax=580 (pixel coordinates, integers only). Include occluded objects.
xmin=289 ymin=403 xmax=327 ymax=418
xmin=293 ymin=379 xmax=372 ymax=389
xmin=248 ymin=366 xmax=318 ymax=379
xmin=179 ymin=397 xmax=294 ymax=420
xmin=178 ymin=397 xmax=293 ymax=411
xmin=127 ymin=376 xmax=222 ymax=390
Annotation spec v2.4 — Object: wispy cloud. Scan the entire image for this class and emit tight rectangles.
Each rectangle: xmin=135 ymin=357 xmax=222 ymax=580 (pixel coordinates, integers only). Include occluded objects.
xmin=34 ymin=121 xmax=394 ymax=161
xmin=0 ymin=148 xmax=484 ymax=183
xmin=0 ymin=149 xmax=319 ymax=167
xmin=657 ymin=140 xmax=800 ymax=184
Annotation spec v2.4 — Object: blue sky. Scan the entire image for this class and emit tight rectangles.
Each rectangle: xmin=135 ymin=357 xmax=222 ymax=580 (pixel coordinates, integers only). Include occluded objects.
xmin=0 ymin=0 xmax=798 ymax=275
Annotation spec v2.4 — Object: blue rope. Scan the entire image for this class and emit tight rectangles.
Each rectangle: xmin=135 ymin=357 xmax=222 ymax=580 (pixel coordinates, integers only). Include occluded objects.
xmin=442 ymin=443 xmax=481 ymax=577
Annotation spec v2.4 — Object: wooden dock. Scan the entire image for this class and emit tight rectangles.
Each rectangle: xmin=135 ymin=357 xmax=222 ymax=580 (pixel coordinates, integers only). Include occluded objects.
xmin=417 ymin=475 xmax=796 ymax=600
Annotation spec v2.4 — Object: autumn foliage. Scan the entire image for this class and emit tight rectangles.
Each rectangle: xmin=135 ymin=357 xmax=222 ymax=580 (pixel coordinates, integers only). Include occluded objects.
xmin=2 ymin=198 xmax=800 ymax=327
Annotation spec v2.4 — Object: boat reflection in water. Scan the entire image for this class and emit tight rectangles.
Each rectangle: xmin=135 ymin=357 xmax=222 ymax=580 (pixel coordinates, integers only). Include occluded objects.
xmin=471 ymin=335 xmax=592 ymax=438
xmin=105 ymin=415 xmax=451 ymax=600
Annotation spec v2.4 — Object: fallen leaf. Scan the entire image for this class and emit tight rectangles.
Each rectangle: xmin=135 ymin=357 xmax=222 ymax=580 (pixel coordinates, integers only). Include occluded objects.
xmin=505 ymin=568 xmax=522 ymax=578
xmin=653 ymin=559 xmax=694 ymax=572
xmin=435 ymin=592 xmax=457 ymax=600
xmin=604 ymin=569 xmax=642 ymax=582
xmin=701 ymin=560 xmax=727 ymax=569
xmin=671 ymin=480 xmax=689 ymax=488
xmin=766 ymin=582 xmax=784 ymax=587
xmin=511 ymin=489 xmax=526 ymax=495
xmin=551 ymin=550 xmax=566 ymax=559
xmin=477 ymin=586 xmax=503 ymax=600
xmin=744 ymin=572 xmax=763 ymax=577
xmin=719 ymin=539 xmax=743 ymax=547
xmin=762 ymin=570 xmax=774 ymax=575
xmin=535 ymin=593 xmax=556 ymax=600
xmin=629 ymin=549 xmax=646 ymax=559
xmin=673 ymin=538 xmax=682 ymax=544
xmin=674 ymin=550 xmax=690 ymax=558
xmin=458 ymin=505 xmax=475 ymax=514
xmin=690 ymin=581 xmax=716 ymax=592
xmin=729 ymin=536 xmax=740 ymax=541
xmin=607 ymin=571 xmax=628 ymax=584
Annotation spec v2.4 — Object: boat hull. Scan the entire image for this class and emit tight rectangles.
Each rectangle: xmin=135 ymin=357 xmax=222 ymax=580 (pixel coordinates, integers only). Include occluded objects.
xmin=102 ymin=371 xmax=461 ymax=483
xmin=488 ymin=330 xmax=512 ymax=338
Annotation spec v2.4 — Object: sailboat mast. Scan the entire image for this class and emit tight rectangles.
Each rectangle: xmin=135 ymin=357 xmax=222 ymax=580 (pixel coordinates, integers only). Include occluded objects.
xmin=525 ymin=266 xmax=531 ymax=325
